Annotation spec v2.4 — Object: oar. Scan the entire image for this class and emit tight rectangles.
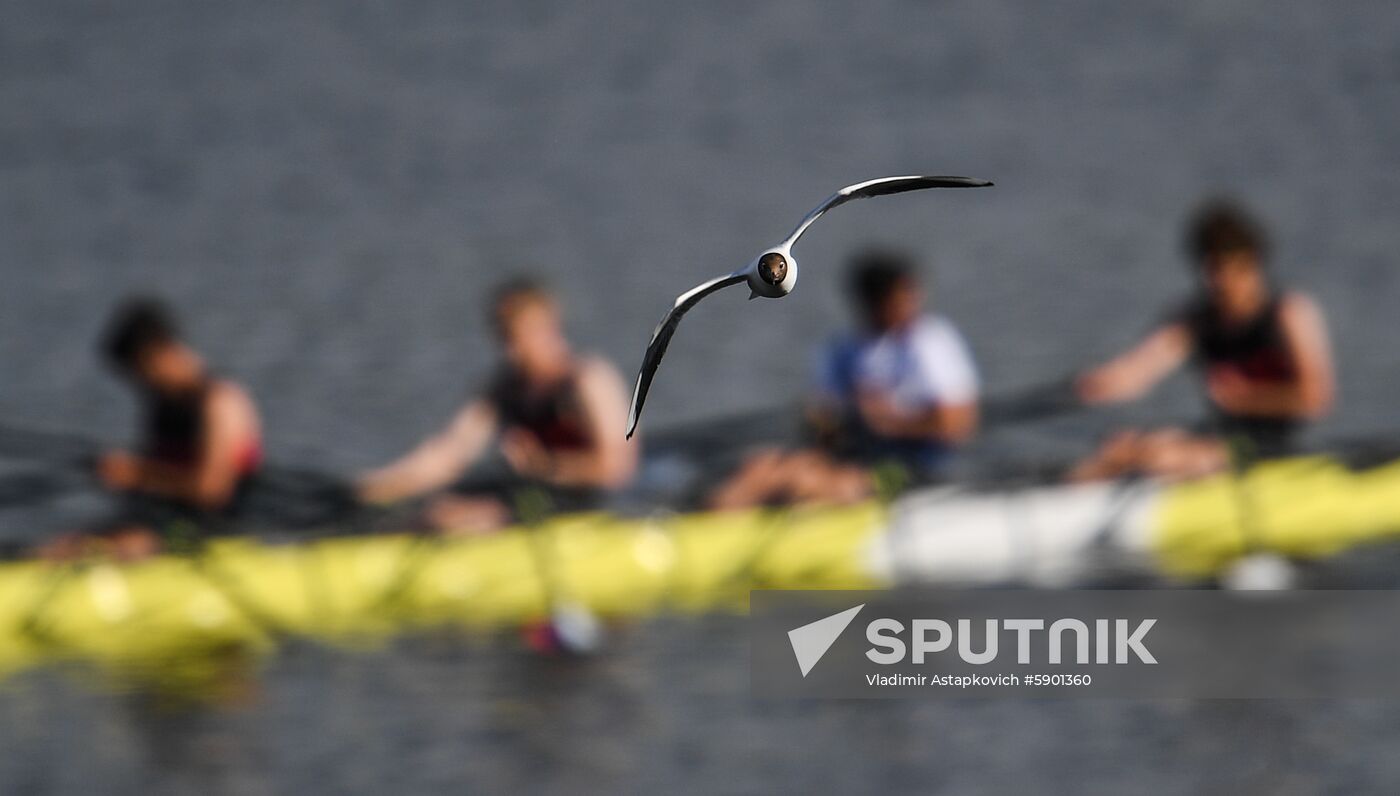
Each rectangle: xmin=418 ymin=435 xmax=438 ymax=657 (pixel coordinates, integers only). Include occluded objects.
xmin=0 ymin=423 xmax=103 ymax=469
xmin=0 ymin=423 xmax=106 ymax=507
xmin=0 ymin=469 xmax=89 ymax=509
xmin=0 ymin=420 xmax=361 ymax=529
xmin=981 ymin=378 xmax=1083 ymax=426
xmin=643 ymin=377 xmax=1088 ymax=471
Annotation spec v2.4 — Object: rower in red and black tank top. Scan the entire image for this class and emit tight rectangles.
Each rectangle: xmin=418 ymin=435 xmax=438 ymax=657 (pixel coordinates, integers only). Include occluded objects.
xmin=484 ymin=365 xmax=591 ymax=452
xmin=144 ymin=380 xmax=263 ymax=484
xmin=1180 ymin=293 xmax=1299 ymax=450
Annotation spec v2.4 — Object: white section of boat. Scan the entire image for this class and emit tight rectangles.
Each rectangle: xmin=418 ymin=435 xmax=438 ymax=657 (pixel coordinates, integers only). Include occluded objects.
xmin=867 ymin=481 xmax=1160 ymax=587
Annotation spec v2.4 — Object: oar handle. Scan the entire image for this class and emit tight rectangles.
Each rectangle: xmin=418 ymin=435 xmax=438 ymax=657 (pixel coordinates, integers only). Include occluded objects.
xmin=0 ymin=423 xmax=106 ymax=470
xmin=981 ymin=378 xmax=1083 ymax=426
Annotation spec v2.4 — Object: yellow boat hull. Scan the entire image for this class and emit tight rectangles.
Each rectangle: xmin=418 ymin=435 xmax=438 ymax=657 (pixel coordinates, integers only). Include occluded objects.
xmin=5 ymin=454 xmax=1400 ymax=682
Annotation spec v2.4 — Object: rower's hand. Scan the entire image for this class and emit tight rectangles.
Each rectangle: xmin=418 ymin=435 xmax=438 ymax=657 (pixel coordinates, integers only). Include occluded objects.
xmin=501 ymin=430 xmax=554 ymax=480
xmin=97 ymin=451 xmax=142 ymax=492
xmin=1075 ymin=370 xmax=1121 ymax=405
xmin=804 ymin=402 xmax=843 ymax=446
xmin=1206 ymin=367 xmax=1253 ymax=414
xmin=355 ymin=475 xmax=397 ymax=506
xmin=856 ymin=393 xmax=907 ymax=437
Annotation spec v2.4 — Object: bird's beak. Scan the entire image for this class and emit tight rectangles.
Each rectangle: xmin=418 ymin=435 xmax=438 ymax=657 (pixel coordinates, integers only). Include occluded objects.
xmin=748 ymin=290 xmax=759 ymax=300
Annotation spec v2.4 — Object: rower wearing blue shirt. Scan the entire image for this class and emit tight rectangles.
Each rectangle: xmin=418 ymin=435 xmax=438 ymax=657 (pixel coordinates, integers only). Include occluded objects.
xmin=710 ymin=249 xmax=979 ymax=509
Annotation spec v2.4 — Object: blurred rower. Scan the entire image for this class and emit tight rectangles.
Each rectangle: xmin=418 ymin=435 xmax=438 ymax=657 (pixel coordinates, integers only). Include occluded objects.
xmin=710 ymin=249 xmax=980 ymax=509
xmin=357 ymin=278 xmax=636 ymax=532
xmin=40 ymin=298 xmax=263 ymax=560
xmin=1071 ymin=199 xmax=1335 ymax=481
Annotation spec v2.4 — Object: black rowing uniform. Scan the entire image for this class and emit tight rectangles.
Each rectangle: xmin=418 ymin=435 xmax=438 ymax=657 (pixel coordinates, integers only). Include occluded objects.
xmin=459 ymin=364 xmax=602 ymax=515
xmin=144 ymin=381 xmax=263 ymax=479
xmin=485 ymin=366 xmax=593 ymax=455
xmin=112 ymin=381 xmax=262 ymax=535
xmin=1179 ymin=294 xmax=1300 ymax=455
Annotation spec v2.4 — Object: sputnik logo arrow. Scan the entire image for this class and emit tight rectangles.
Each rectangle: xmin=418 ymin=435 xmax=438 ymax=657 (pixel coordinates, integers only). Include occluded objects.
xmin=787 ymin=604 xmax=865 ymax=677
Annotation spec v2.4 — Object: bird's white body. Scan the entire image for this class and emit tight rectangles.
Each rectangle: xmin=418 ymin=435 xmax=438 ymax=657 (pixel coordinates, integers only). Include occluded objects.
xmin=624 ymin=174 xmax=993 ymax=438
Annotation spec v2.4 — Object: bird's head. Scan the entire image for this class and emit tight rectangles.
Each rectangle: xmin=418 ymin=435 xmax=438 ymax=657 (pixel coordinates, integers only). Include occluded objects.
xmin=746 ymin=249 xmax=797 ymax=299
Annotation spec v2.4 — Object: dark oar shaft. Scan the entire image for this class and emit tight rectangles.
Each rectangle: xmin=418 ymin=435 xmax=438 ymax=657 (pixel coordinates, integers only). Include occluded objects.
xmin=0 ymin=424 xmax=104 ymax=469
xmin=0 ymin=420 xmax=358 ymax=524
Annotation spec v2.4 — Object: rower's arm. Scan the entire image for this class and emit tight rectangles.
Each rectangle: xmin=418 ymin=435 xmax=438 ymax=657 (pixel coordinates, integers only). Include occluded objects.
xmin=1076 ymin=323 xmax=1191 ymax=405
xmin=856 ymin=393 xmax=979 ymax=444
xmin=537 ymin=358 xmax=638 ymax=490
xmin=907 ymin=402 xmax=978 ymax=444
xmin=1210 ymin=294 xmax=1335 ymax=419
xmin=1278 ymin=293 xmax=1335 ymax=416
xmin=129 ymin=382 xmax=260 ymax=510
xmin=357 ymin=400 xmax=497 ymax=504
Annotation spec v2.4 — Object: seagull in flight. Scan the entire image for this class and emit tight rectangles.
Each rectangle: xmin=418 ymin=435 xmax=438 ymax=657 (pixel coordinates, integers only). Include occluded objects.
xmin=624 ymin=174 xmax=993 ymax=439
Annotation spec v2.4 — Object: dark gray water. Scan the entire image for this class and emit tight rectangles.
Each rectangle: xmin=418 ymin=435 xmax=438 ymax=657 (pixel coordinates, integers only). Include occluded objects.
xmin=4 ymin=0 xmax=1400 ymax=792
xmin=8 ymin=618 xmax=1400 ymax=796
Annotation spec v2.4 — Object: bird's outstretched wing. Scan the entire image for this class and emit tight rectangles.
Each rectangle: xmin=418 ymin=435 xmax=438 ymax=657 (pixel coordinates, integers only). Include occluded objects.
xmin=781 ymin=175 xmax=993 ymax=250
xmin=626 ymin=272 xmax=748 ymax=439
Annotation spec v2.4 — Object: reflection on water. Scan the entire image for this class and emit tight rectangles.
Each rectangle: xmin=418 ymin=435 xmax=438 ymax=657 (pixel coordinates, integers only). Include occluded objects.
xmin=6 ymin=617 xmax=1400 ymax=794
